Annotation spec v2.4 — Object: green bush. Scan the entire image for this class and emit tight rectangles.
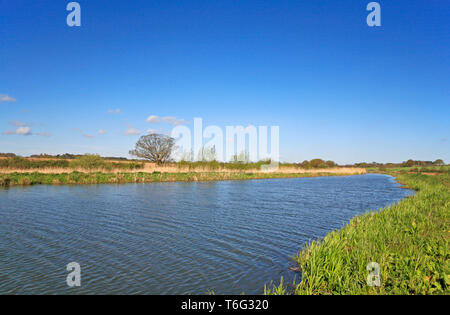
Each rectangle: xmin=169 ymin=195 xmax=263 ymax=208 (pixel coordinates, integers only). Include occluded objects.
xmin=70 ymin=154 xmax=110 ymax=170
xmin=299 ymin=159 xmax=338 ymax=169
xmin=0 ymin=157 xmax=69 ymax=169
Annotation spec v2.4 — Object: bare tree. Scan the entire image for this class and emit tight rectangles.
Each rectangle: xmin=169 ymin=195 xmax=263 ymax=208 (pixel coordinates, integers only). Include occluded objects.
xmin=129 ymin=134 xmax=175 ymax=164
xmin=198 ymin=145 xmax=217 ymax=162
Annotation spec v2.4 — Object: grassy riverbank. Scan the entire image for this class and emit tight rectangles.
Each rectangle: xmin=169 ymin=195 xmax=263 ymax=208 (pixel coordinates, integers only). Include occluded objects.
xmin=266 ymin=172 xmax=449 ymax=295
xmin=0 ymin=170 xmax=364 ymax=187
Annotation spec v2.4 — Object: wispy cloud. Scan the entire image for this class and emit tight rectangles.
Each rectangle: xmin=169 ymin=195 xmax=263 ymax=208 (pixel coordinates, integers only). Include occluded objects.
xmin=163 ymin=116 xmax=188 ymax=126
xmin=108 ymin=109 xmax=121 ymax=114
xmin=72 ymin=128 xmax=95 ymax=139
xmin=36 ymin=132 xmax=52 ymax=137
xmin=98 ymin=129 xmax=107 ymax=135
xmin=125 ymin=126 xmax=140 ymax=136
xmin=146 ymin=115 xmax=188 ymax=126
xmin=0 ymin=94 xmax=16 ymax=103
xmin=146 ymin=128 xmax=169 ymax=135
xmin=9 ymin=120 xmax=31 ymax=127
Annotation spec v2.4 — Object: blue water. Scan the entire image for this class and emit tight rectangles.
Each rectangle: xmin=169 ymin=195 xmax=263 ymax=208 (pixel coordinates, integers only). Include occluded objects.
xmin=0 ymin=174 xmax=412 ymax=294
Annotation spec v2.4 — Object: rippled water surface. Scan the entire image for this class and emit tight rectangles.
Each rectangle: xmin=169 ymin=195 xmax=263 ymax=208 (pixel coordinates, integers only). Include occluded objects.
xmin=0 ymin=174 xmax=412 ymax=294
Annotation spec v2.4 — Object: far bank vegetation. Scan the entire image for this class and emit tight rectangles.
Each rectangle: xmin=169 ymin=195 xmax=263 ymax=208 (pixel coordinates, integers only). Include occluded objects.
xmin=0 ymin=133 xmax=366 ymax=174
xmin=0 ymin=154 xmax=365 ymax=175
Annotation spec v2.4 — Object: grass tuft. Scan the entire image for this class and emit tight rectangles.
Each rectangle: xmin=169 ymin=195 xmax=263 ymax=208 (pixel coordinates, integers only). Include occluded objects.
xmin=276 ymin=173 xmax=449 ymax=295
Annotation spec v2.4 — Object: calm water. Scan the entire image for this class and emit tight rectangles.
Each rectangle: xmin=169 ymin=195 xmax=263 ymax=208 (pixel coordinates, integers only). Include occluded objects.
xmin=0 ymin=174 xmax=412 ymax=294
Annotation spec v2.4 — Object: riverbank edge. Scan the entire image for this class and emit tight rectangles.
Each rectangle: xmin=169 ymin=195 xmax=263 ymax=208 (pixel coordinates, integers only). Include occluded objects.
xmin=265 ymin=172 xmax=449 ymax=295
xmin=0 ymin=170 xmax=365 ymax=187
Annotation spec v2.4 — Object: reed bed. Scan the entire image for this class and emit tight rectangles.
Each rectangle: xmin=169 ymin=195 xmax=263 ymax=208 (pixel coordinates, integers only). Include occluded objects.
xmin=0 ymin=164 xmax=365 ymax=176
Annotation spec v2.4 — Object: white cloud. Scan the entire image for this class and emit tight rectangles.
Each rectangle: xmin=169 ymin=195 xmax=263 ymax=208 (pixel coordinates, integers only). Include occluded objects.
xmin=98 ymin=129 xmax=107 ymax=135
xmin=2 ymin=126 xmax=32 ymax=136
xmin=108 ymin=109 xmax=121 ymax=114
xmin=146 ymin=115 xmax=161 ymax=123
xmin=2 ymin=121 xmax=51 ymax=136
xmin=146 ymin=115 xmax=188 ymax=126
xmin=125 ymin=127 xmax=140 ymax=136
xmin=0 ymin=94 xmax=16 ymax=103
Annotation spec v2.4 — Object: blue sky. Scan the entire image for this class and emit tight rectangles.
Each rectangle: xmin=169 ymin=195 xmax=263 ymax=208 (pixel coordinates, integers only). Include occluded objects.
xmin=0 ymin=0 xmax=448 ymax=164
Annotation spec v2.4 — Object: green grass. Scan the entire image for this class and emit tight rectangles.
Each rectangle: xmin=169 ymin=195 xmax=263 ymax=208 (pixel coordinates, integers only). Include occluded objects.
xmin=366 ymin=165 xmax=450 ymax=174
xmin=266 ymin=173 xmax=449 ymax=295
